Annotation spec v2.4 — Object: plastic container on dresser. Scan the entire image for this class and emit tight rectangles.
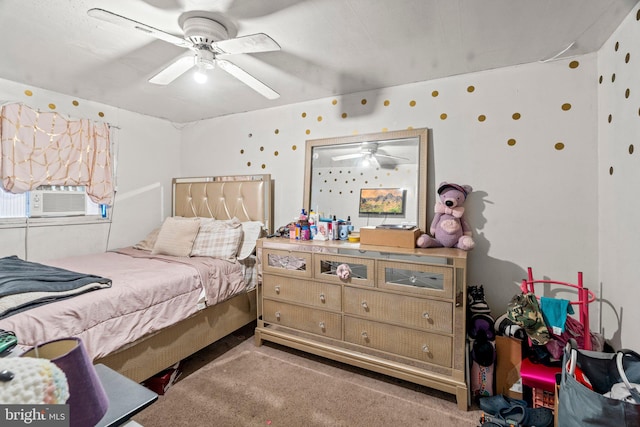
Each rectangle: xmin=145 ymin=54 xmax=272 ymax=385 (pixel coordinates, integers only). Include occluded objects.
xmin=254 ymin=237 xmax=470 ymax=410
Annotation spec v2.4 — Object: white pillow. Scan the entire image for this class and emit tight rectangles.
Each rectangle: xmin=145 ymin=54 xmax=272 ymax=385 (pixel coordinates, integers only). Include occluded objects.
xmin=191 ymin=217 xmax=243 ymax=261
xmin=151 ymin=217 xmax=201 ymax=257
xmin=237 ymin=221 xmax=265 ymax=260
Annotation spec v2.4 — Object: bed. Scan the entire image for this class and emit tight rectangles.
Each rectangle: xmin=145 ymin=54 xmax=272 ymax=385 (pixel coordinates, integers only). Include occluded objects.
xmin=0 ymin=174 xmax=273 ymax=383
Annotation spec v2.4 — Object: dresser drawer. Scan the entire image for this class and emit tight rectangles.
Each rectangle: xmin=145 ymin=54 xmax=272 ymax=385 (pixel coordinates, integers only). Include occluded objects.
xmin=377 ymin=260 xmax=453 ymax=299
xmin=344 ymin=287 xmax=453 ymax=333
xmin=263 ymin=248 xmax=313 ymax=278
xmin=263 ymin=274 xmax=341 ymax=310
xmin=314 ymin=253 xmax=375 ymax=287
xmin=263 ymin=299 xmax=342 ymax=339
xmin=344 ymin=317 xmax=452 ymax=367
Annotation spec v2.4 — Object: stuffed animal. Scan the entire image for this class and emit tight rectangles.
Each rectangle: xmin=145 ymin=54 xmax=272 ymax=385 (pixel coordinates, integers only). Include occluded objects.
xmin=416 ymin=182 xmax=475 ymax=250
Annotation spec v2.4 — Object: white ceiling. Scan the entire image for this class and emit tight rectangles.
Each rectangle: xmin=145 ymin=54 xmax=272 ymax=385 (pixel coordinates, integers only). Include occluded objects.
xmin=0 ymin=0 xmax=636 ymax=123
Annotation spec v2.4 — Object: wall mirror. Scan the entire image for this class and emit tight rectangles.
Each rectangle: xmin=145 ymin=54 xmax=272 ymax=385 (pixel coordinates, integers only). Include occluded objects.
xmin=303 ymin=128 xmax=427 ymax=232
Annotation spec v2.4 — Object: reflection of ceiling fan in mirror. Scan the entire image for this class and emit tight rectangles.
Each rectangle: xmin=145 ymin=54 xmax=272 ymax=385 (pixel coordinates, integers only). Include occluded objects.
xmin=87 ymin=8 xmax=280 ymax=99
xmin=331 ymin=142 xmax=410 ymax=167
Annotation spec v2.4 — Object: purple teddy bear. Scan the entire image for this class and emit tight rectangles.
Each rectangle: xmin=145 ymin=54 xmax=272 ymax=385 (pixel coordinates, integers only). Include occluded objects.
xmin=416 ymin=182 xmax=475 ymax=250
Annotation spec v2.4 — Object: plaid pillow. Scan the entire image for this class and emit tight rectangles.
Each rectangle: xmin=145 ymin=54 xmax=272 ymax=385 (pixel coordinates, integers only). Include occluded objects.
xmin=191 ymin=217 xmax=243 ymax=261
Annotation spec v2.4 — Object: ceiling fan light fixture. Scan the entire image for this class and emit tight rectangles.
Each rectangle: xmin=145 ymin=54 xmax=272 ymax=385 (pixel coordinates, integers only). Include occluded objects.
xmin=194 ymin=66 xmax=208 ymax=84
xmin=193 ymin=48 xmax=215 ymax=83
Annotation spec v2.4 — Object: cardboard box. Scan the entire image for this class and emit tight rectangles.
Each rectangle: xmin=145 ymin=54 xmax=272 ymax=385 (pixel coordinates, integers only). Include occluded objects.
xmin=359 ymin=226 xmax=421 ymax=249
xmin=495 ymin=335 xmax=524 ymax=400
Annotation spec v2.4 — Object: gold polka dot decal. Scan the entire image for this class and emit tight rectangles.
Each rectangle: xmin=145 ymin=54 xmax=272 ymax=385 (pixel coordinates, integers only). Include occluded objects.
xmin=599 ymin=75 xmax=603 ymax=84
xmin=615 ymin=41 xmax=619 ymax=52
xmin=260 ymin=146 xmax=264 ymax=151
xmin=440 ymin=113 xmax=447 ymax=120
xmin=301 ymin=112 xmax=307 ymax=118
xmin=569 ymin=61 xmax=579 ymax=69
xmin=409 ymin=100 xmax=416 ymax=107
xmin=478 ymin=115 xmax=486 ymax=122
xmin=555 ymin=142 xmax=565 ymax=150
xmin=261 ymin=164 xmax=266 ymax=169
xmin=24 ymin=90 xmax=33 ymax=96
xmin=341 ymin=113 xmax=348 ymax=119
xmin=292 ymin=145 xmax=297 ymax=151
xmin=48 ymin=103 xmax=56 ymax=110
xmin=361 ymin=99 xmax=367 ymax=105
xmin=467 ymin=86 xmax=475 ymax=93
xmin=561 ymin=103 xmax=572 ymax=111
xmin=512 ymin=112 xmax=521 ymax=120
xmin=332 ymin=99 xmax=338 ymax=105
xmin=274 ymin=129 xmax=279 ymax=134
xmin=629 ymin=145 xmax=634 ymax=155
xmin=274 ymin=151 xmax=279 ymax=156
xmin=317 ymin=116 xmax=322 ymax=122
xmin=72 ymin=100 xmax=79 ymax=106
xmin=431 ymin=90 xmax=439 ymax=97
xmin=609 ymin=166 xmax=614 ymax=175
xmin=381 ymin=128 xmax=388 ymax=132
xmin=625 ymin=89 xmax=630 ymax=99
xmin=247 ymin=161 xmax=252 ymax=167
xmin=507 ymin=139 xmax=516 ymax=146
xmin=384 ymin=100 xmax=390 ymax=106
xmin=637 ymin=9 xmax=640 ymax=20
xmin=608 ymin=114 xmax=613 ymax=123
xmin=240 ymin=149 xmax=245 ymax=154
xmin=612 ymin=73 xmax=616 ymax=83
xmin=625 ymin=53 xmax=630 ymax=63
xmin=305 ymin=129 xmax=310 ymax=135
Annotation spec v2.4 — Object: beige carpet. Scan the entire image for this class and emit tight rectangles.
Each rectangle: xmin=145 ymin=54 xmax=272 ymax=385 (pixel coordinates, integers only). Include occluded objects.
xmin=133 ymin=326 xmax=482 ymax=426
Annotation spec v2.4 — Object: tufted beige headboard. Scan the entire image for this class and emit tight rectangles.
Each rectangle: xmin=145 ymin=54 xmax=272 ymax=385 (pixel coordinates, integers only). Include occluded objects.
xmin=172 ymin=174 xmax=273 ymax=233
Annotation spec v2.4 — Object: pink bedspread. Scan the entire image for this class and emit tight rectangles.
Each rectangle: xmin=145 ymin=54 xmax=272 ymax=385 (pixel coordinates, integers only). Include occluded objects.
xmin=0 ymin=248 xmax=246 ymax=360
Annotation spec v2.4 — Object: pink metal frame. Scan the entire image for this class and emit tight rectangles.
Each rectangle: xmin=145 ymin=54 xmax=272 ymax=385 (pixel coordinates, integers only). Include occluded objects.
xmin=520 ymin=267 xmax=596 ymax=350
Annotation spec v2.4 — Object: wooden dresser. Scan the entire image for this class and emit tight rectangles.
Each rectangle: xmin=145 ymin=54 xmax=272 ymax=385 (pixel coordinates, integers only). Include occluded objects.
xmin=255 ymin=237 xmax=469 ymax=410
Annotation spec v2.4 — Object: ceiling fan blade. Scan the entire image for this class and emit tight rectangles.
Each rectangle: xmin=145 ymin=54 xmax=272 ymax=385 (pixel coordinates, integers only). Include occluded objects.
xmin=331 ymin=153 xmax=363 ymax=161
xmin=375 ymin=153 xmax=410 ymax=161
xmin=149 ymin=55 xmax=194 ymax=85
xmin=87 ymin=8 xmax=192 ymax=48
xmin=213 ymin=33 xmax=280 ymax=55
xmin=217 ymin=59 xmax=279 ymax=99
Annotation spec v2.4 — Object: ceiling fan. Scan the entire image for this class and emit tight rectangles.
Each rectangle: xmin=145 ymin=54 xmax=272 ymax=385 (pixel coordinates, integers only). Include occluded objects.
xmin=87 ymin=8 xmax=280 ymax=99
xmin=331 ymin=142 xmax=410 ymax=167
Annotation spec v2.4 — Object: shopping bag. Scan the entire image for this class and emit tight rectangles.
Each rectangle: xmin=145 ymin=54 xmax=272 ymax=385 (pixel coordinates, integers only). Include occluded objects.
xmin=558 ymin=341 xmax=640 ymax=426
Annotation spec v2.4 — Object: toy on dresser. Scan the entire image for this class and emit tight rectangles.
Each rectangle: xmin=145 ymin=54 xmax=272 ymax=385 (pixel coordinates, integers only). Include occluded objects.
xmin=416 ymin=182 xmax=475 ymax=250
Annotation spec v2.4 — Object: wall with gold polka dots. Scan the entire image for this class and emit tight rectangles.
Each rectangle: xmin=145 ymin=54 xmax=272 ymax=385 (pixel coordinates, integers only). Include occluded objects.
xmin=0 ymin=77 xmax=183 ymax=258
xmin=596 ymin=5 xmax=640 ymax=350
xmin=181 ymin=51 xmax=600 ymax=321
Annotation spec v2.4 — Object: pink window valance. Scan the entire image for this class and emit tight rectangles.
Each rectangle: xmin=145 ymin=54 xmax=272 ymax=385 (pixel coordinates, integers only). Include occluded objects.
xmin=0 ymin=103 xmax=113 ymax=205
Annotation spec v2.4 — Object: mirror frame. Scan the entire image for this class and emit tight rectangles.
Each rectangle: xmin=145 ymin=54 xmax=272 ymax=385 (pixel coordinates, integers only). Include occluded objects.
xmin=303 ymin=128 xmax=428 ymax=232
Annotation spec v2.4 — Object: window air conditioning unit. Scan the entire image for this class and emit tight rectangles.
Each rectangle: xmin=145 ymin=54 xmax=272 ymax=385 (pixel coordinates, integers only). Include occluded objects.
xmin=29 ymin=189 xmax=87 ymax=217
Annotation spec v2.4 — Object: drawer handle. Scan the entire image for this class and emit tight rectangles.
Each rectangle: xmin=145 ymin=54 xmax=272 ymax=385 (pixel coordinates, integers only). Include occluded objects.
xmin=361 ymin=301 xmax=368 ymax=310
xmin=422 ymin=344 xmax=430 ymax=353
xmin=319 ymin=321 xmax=326 ymax=330
xmin=422 ymin=311 xmax=430 ymax=320
xmin=319 ymin=293 xmax=326 ymax=302
xmin=275 ymin=285 xmax=281 ymax=294
xmin=361 ymin=331 xmax=369 ymax=340
xmin=275 ymin=311 xmax=281 ymax=320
